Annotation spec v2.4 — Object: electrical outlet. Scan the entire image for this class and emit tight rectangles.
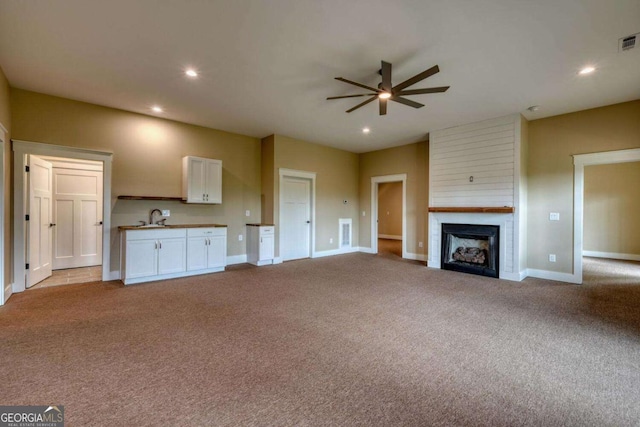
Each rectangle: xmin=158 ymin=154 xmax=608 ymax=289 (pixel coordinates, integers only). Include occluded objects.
xmin=161 ymin=210 xmax=170 ymax=217
xmin=362 ymin=211 xmax=366 ymax=217
xmin=549 ymin=254 xmax=556 ymax=262
xmin=549 ymin=212 xmax=560 ymax=221
xmin=329 ymin=238 xmax=333 ymax=244
xmin=245 ymin=210 xmax=250 ymax=217
xmin=418 ymin=242 xmax=423 ymax=248
xmin=238 ymin=234 xmax=243 ymax=241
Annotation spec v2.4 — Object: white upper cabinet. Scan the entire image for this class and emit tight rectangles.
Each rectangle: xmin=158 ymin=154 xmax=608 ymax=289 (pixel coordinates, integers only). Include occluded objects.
xmin=182 ymin=156 xmax=222 ymax=204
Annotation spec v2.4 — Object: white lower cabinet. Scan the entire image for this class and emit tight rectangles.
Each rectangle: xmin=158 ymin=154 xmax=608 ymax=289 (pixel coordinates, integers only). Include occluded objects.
xmin=247 ymin=224 xmax=275 ymax=266
xmin=121 ymin=226 xmax=226 ymax=285
xmin=187 ymin=228 xmax=227 ymax=271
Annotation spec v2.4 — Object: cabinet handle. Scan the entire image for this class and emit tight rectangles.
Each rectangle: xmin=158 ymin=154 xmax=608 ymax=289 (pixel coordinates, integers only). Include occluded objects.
xmin=155 ymin=242 xmax=158 ymax=249
xmin=260 ymin=237 xmax=263 ymax=243
xmin=159 ymin=241 xmax=162 ymax=249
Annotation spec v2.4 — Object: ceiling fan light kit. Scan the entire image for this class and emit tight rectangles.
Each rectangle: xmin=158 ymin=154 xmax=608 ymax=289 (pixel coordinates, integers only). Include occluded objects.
xmin=328 ymin=60 xmax=450 ymax=115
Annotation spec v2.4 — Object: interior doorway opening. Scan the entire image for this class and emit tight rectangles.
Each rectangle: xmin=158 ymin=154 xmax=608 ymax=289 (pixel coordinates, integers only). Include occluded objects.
xmin=13 ymin=140 xmax=113 ymax=296
xmin=371 ymin=174 xmax=406 ymax=258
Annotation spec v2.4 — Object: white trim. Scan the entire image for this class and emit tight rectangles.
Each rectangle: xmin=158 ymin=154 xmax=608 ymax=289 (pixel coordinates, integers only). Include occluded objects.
xmin=338 ymin=218 xmax=353 ymax=248
xmin=273 ymin=257 xmax=283 ymax=264
xmin=123 ymin=267 xmax=226 ymax=285
xmin=279 ymin=168 xmax=316 ymax=261
xmin=313 ymin=246 xmax=360 ymax=258
xmin=4 ymin=283 xmax=13 ymax=304
xmin=583 ymin=251 xmax=640 ymax=262
xmin=405 ymin=252 xmax=428 ymax=262
xmin=378 ymin=234 xmax=402 ymax=240
xmin=371 ymin=174 xmax=407 ymax=258
xmin=0 ymin=128 xmax=4 ymax=305
xmin=226 ymin=254 xmax=248 ymax=265
xmin=526 ymin=268 xmax=582 ymax=284
xmin=573 ymin=148 xmax=640 ymax=286
xmin=358 ymin=247 xmax=375 ymax=254
xmin=13 ymin=140 xmax=114 ymax=293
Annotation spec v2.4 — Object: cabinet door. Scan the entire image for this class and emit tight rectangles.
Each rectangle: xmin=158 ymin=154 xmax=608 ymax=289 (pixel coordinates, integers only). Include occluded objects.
xmin=126 ymin=239 xmax=158 ymax=279
xmin=204 ymin=160 xmax=222 ymax=204
xmin=186 ymin=157 xmax=206 ymax=203
xmin=187 ymin=236 xmax=208 ymax=271
xmin=158 ymin=237 xmax=186 ymax=275
xmin=207 ymin=235 xmax=226 ymax=268
xmin=259 ymin=234 xmax=274 ymax=261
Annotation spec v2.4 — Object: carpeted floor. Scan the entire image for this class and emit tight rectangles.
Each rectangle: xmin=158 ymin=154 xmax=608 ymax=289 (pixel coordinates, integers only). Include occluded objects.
xmin=1 ymin=254 xmax=639 ymax=426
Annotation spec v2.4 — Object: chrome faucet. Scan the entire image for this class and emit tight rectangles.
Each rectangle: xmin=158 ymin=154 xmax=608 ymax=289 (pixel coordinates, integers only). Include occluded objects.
xmin=150 ymin=208 xmax=162 ymax=225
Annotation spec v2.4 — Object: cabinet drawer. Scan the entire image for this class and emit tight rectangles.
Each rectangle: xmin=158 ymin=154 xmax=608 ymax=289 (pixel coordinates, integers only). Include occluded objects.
xmin=260 ymin=227 xmax=274 ymax=235
xmin=125 ymin=228 xmax=186 ymax=240
xmin=187 ymin=227 xmax=227 ymax=237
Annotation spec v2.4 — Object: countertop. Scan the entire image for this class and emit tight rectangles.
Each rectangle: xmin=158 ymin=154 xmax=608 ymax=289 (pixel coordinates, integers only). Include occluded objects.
xmin=118 ymin=224 xmax=227 ymax=231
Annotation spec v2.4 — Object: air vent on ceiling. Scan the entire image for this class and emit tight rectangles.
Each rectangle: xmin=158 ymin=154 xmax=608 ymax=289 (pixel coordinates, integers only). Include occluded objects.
xmin=619 ymin=33 xmax=637 ymax=51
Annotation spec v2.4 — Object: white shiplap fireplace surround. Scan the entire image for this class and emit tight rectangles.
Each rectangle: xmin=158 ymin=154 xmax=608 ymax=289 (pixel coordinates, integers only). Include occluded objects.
xmin=427 ymin=114 xmax=527 ymax=281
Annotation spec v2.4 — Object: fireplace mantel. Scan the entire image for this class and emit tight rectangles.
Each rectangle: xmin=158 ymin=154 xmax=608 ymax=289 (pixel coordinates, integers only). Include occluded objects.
xmin=428 ymin=207 xmax=515 ymax=214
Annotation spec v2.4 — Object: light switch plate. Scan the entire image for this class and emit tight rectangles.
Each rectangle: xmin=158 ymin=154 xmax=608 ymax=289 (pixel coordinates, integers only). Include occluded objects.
xmin=245 ymin=210 xmax=250 ymax=217
xmin=549 ymin=254 xmax=556 ymax=262
xmin=549 ymin=212 xmax=560 ymax=221
xmin=238 ymin=234 xmax=243 ymax=241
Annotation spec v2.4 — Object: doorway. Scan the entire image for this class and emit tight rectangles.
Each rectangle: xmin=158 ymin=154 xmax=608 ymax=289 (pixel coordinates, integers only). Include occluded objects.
xmin=371 ymin=174 xmax=407 ymax=257
xmin=573 ymin=148 xmax=640 ymax=284
xmin=13 ymin=140 xmax=113 ymax=295
xmin=279 ymin=168 xmax=315 ymax=261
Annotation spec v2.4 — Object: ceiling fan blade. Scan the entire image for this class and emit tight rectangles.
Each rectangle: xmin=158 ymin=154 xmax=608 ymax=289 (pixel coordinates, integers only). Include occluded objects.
xmin=392 ymin=65 xmax=440 ymax=92
xmin=390 ymin=96 xmax=424 ymax=109
xmin=346 ymin=96 xmax=377 ymax=113
xmin=335 ymin=77 xmax=380 ymax=93
xmin=379 ymin=98 xmax=387 ymax=115
xmin=396 ymin=86 xmax=450 ymax=96
xmin=327 ymin=93 xmax=377 ymax=100
xmin=381 ymin=61 xmax=392 ymax=92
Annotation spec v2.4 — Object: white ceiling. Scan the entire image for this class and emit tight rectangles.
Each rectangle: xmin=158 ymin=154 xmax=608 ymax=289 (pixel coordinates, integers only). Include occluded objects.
xmin=1 ymin=0 xmax=639 ymax=153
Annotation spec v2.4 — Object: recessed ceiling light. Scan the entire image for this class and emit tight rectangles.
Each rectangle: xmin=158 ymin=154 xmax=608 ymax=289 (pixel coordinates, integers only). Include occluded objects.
xmin=185 ymin=69 xmax=198 ymax=78
xmin=579 ymin=66 xmax=595 ymax=75
xmin=362 ymin=127 xmax=370 ymax=134
xmin=151 ymin=106 xmax=163 ymax=113
xmin=378 ymin=92 xmax=391 ymax=99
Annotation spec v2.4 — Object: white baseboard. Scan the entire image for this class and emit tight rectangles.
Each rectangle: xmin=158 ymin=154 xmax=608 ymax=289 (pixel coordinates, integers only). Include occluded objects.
xmin=378 ymin=234 xmax=402 ymax=240
xmin=526 ymin=268 xmax=581 ymax=284
xmin=3 ymin=283 xmax=13 ymax=304
xmin=313 ymin=246 xmax=359 ymax=258
xmin=227 ymin=254 xmax=248 ymax=265
xmin=273 ymin=257 xmax=283 ymax=264
xmin=583 ymin=251 xmax=640 ymax=262
xmin=107 ymin=271 xmax=121 ymax=281
xmin=358 ymin=247 xmax=376 ymax=254
xmin=404 ymin=252 xmax=428 ymax=262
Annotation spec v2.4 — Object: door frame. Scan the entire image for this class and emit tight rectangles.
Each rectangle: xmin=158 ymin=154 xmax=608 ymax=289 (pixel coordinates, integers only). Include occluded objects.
xmin=0 ymin=123 xmax=6 ymax=305
xmin=371 ymin=174 xmax=407 ymax=257
xmin=13 ymin=140 xmax=113 ymax=293
xmin=573 ymin=147 xmax=640 ymax=285
xmin=278 ymin=168 xmax=316 ymax=261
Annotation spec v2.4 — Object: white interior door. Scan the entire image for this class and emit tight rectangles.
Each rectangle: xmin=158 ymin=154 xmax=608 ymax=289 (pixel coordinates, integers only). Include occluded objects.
xmin=281 ymin=177 xmax=311 ymax=261
xmin=28 ymin=155 xmax=53 ymax=287
xmin=52 ymin=166 xmax=103 ymax=269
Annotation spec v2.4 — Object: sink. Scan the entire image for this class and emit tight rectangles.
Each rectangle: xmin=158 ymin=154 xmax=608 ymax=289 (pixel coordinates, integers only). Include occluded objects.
xmin=136 ymin=224 xmax=166 ymax=228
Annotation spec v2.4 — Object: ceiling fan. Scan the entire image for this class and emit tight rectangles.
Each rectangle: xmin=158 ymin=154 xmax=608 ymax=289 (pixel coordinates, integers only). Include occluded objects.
xmin=327 ymin=60 xmax=450 ymax=115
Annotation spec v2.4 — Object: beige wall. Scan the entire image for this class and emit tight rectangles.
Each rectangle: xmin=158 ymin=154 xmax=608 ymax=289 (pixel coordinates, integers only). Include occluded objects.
xmin=0 ymin=66 xmax=11 ymax=289
xmin=584 ymin=162 xmax=640 ymax=256
xmin=261 ymin=135 xmax=275 ymax=225
xmin=528 ymin=100 xmax=640 ymax=273
xmin=11 ymin=89 xmax=262 ymax=275
xmin=359 ymin=141 xmax=428 ymax=257
xmin=377 ymin=182 xmax=402 ymax=237
xmin=271 ymin=135 xmax=359 ymax=255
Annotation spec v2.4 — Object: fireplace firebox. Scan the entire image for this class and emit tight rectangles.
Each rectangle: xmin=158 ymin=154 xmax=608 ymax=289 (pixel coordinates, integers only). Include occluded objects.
xmin=441 ymin=223 xmax=499 ymax=278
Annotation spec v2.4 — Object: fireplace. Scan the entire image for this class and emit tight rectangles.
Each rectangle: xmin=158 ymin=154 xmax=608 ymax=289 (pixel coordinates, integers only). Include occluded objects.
xmin=441 ymin=223 xmax=499 ymax=278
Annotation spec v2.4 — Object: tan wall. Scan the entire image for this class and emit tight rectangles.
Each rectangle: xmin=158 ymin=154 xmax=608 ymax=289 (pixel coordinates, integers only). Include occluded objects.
xmin=272 ymin=135 xmax=359 ymax=255
xmin=11 ymin=89 xmax=262 ymax=275
xmin=359 ymin=141 xmax=428 ymax=256
xmin=584 ymin=162 xmax=640 ymax=256
xmin=261 ymin=135 xmax=275 ymax=225
xmin=528 ymin=100 xmax=640 ymax=273
xmin=0 ymin=66 xmax=11 ymax=289
xmin=377 ymin=182 xmax=402 ymax=237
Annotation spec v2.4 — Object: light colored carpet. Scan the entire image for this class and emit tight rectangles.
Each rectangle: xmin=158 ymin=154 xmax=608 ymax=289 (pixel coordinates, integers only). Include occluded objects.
xmin=1 ymin=254 xmax=639 ymax=426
